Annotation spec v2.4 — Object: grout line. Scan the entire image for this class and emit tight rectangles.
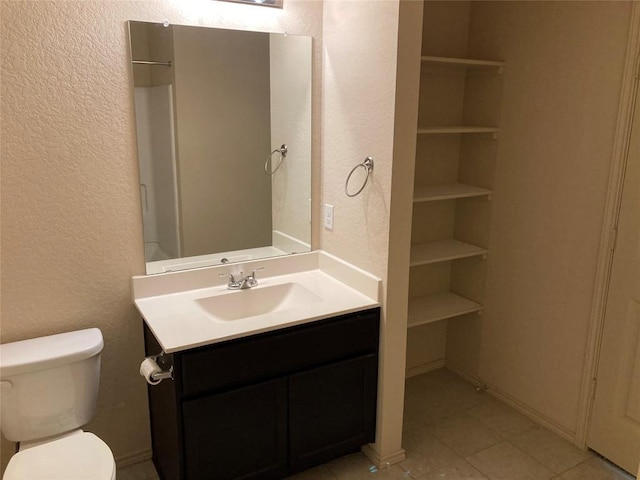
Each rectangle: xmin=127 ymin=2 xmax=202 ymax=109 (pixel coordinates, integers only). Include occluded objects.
xmin=551 ymin=447 xmax=598 ymax=477
xmin=408 ymin=370 xmax=577 ymax=479
xmin=506 ymin=440 xmax=563 ymax=478
xmin=464 ymin=440 xmax=556 ymax=480
xmin=320 ymin=463 xmax=340 ymax=480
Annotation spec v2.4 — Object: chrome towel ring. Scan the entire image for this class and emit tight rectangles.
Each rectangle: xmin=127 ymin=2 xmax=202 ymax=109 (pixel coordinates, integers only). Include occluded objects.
xmin=265 ymin=144 xmax=288 ymax=175
xmin=345 ymin=156 xmax=374 ymax=197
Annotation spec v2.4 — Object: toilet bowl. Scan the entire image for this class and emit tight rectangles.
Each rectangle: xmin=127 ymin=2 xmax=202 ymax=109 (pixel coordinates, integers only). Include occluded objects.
xmin=3 ymin=431 xmax=115 ymax=480
xmin=0 ymin=328 xmax=116 ymax=479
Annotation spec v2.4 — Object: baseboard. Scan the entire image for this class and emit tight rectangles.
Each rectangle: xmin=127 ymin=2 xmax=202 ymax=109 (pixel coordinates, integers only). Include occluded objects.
xmin=445 ymin=361 xmax=579 ymax=445
xmin=443 ymin=361 xmax=487 ymax=389
xmin=115 ymin=449 xmax=152 ymax=469
xmin=361 ymin=444 xmax=406 ymax=468
xmin=405 ymin=358 xmax=445 ymax=378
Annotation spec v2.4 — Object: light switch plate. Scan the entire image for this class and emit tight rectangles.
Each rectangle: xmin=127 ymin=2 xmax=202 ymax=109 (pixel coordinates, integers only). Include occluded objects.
xmin=323 ymin=204 xmax=334 ymax=230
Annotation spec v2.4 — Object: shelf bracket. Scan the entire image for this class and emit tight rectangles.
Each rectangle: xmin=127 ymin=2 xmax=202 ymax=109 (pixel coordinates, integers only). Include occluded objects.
xmin=492 ymin=132 xmax=499 ymax=140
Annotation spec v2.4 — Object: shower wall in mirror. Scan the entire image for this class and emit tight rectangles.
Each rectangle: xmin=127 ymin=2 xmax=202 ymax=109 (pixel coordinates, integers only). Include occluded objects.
xmin=128 ymin=21 xmax=312 ymax=274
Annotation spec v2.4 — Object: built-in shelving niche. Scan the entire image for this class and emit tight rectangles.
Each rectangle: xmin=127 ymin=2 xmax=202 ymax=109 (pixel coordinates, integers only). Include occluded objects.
xmin=409 ymin=195 xmax=490 ymax=327
xmin=406 ymin=30 xmax=504 ymax=376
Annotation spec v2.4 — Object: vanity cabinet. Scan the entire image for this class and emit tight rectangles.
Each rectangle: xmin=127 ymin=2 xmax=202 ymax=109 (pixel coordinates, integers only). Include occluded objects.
xmin=143 ymin=307 xmax=380 ymax=480
xmin=182 ymin=378 xmax=288 ymax=480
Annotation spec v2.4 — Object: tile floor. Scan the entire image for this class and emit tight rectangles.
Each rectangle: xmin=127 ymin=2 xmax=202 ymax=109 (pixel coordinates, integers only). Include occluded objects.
xmin=117 ymin=368 xmax=636 ymax=480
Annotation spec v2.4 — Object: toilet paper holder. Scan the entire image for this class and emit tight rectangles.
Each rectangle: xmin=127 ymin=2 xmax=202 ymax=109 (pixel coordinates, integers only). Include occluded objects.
xmin=146 ymin=352 xmax=174 ymax=383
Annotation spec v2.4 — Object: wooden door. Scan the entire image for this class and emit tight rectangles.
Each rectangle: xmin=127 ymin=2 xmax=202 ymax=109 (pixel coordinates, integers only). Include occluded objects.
xmin=587 ymin=89 xmax=640 ymax=474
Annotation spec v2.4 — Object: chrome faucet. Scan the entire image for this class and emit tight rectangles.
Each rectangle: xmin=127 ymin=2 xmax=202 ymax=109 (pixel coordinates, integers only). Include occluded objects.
xmin=219 ymin=268 xmax=265 ymax=290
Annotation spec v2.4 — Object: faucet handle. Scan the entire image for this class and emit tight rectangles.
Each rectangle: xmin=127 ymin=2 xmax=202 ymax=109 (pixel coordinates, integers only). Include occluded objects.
xmin=249 ymin=267 xmax=265 ymax=278
xmin=219 ymin=272 xmax=238 ymax=283
xmin=245 ymin=267 xmax=265 ymax=287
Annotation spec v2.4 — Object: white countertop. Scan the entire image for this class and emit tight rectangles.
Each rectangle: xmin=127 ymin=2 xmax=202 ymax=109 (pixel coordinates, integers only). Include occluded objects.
xmin=132 ymin=251 xmax=381 ymax=353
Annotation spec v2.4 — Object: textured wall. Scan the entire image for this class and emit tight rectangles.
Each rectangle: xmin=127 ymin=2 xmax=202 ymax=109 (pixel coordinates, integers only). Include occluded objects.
xmin=463 ymin=1 xmax=631 ymax=434
xmin=0 ymin=0 xmax=322 ymax=471
xmin=321 ymin=0 xmax=414 ymax=464
xmin=321 ymin=1 xmax=398 ymax=279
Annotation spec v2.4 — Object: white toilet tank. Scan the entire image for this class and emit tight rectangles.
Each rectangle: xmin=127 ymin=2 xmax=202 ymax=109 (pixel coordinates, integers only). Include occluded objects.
xmin=0 ymin=328 xmax=104 ymax=443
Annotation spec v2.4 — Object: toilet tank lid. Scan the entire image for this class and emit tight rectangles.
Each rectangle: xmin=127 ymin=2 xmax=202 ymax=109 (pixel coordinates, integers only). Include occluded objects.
xmin=0 ymin=328 xmax=104 ymax=378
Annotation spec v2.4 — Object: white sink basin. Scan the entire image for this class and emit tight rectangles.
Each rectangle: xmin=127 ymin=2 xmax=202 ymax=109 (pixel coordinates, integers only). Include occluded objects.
xmin=133 ymin=252 xmax=382 ymax=352
xmin=196 ymin=283 xmax=323 ymax=321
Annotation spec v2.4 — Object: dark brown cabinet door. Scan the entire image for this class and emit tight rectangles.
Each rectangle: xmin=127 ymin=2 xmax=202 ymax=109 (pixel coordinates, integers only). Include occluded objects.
xmin=145 ymin=308 xmax=380 ymax=480
xmin=182 ymin=378 xmax=288 ymax=480
xmin=288 ymin=354 xmax=378 ymax=473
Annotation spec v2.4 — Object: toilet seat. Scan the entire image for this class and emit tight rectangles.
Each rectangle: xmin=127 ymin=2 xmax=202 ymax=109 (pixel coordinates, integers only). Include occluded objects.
xmin=4 ymin=432 xmax=116 ymax=480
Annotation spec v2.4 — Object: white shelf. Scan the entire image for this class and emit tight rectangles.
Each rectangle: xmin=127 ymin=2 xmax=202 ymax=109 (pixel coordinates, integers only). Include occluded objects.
xmin=417 ymin=126 xmax=499 ymax=135
xmin=408 ymin=292 xmax=483 ymax=327
xmin=413 ymin=183 xmax=492 ymax=202
xmin=410 ymin=239 xmax=487 ymax=266
xmin=421 ymin=55 xmax=504 ymax=70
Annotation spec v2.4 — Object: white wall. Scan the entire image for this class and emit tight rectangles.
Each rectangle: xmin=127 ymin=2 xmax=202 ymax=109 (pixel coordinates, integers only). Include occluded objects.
xmin=321 ymin=0 xmax=422 ymax=464
xmin=446 ymin=0 xmax=633 ymax=437
xmin=0 ymin=0 xmax=322 ymax=473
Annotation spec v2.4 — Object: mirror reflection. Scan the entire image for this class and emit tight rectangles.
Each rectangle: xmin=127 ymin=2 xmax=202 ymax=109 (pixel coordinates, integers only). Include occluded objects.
xmin=128 ymin=21 xmax=312 ymax=274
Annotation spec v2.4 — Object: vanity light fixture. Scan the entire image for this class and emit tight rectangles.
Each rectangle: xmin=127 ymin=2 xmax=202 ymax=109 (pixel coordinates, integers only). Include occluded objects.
xmin=218 ymin=0 xmax=283 ymax=8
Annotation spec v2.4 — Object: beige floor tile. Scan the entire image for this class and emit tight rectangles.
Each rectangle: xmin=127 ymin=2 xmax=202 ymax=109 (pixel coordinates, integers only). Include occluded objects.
xmin=287 ymin=464 xmax=339 ymax=480
xmin=399 ymin=429 xmax=466 ymax=478
xmin=426 ymin=414 xmax=502 ymax=457
xmin=116 ymin=460 xmax=159 ymax=480
xmin=418 ymin=456 xmax=489 ymax=480
xmin=118 ymin=369 xmax=633 ymax=480
xmin=326 ymin=452 xmax=410 ymax=480
xmin=506 ymin=426 xmax=592 ymax=473
xmin=466 ymin=442 xmax=555 ymax=480
xmin=405 ymin=369 xmax=460 ymax=394
xmin=404 ymin=373 xmax=490 ymax=429
xmin=407 ymin=370 xmax=489 ymax=407
xmin=560 ymin=457 xmax=636 ymax=480
xmin=403 ymin=393 xmax=450 ymax=432
xmin=466 ymin=398 xmax=536 ymax=436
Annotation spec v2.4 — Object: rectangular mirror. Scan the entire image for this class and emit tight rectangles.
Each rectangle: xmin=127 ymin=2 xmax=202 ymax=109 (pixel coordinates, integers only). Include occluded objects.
xmin=128 ymin=21 xmax=312 ymax=274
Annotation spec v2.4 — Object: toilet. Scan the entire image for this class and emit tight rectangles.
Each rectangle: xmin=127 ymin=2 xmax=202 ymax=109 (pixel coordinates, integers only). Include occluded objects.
xmin=0 ymin=328 xmax=116 ymax=479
